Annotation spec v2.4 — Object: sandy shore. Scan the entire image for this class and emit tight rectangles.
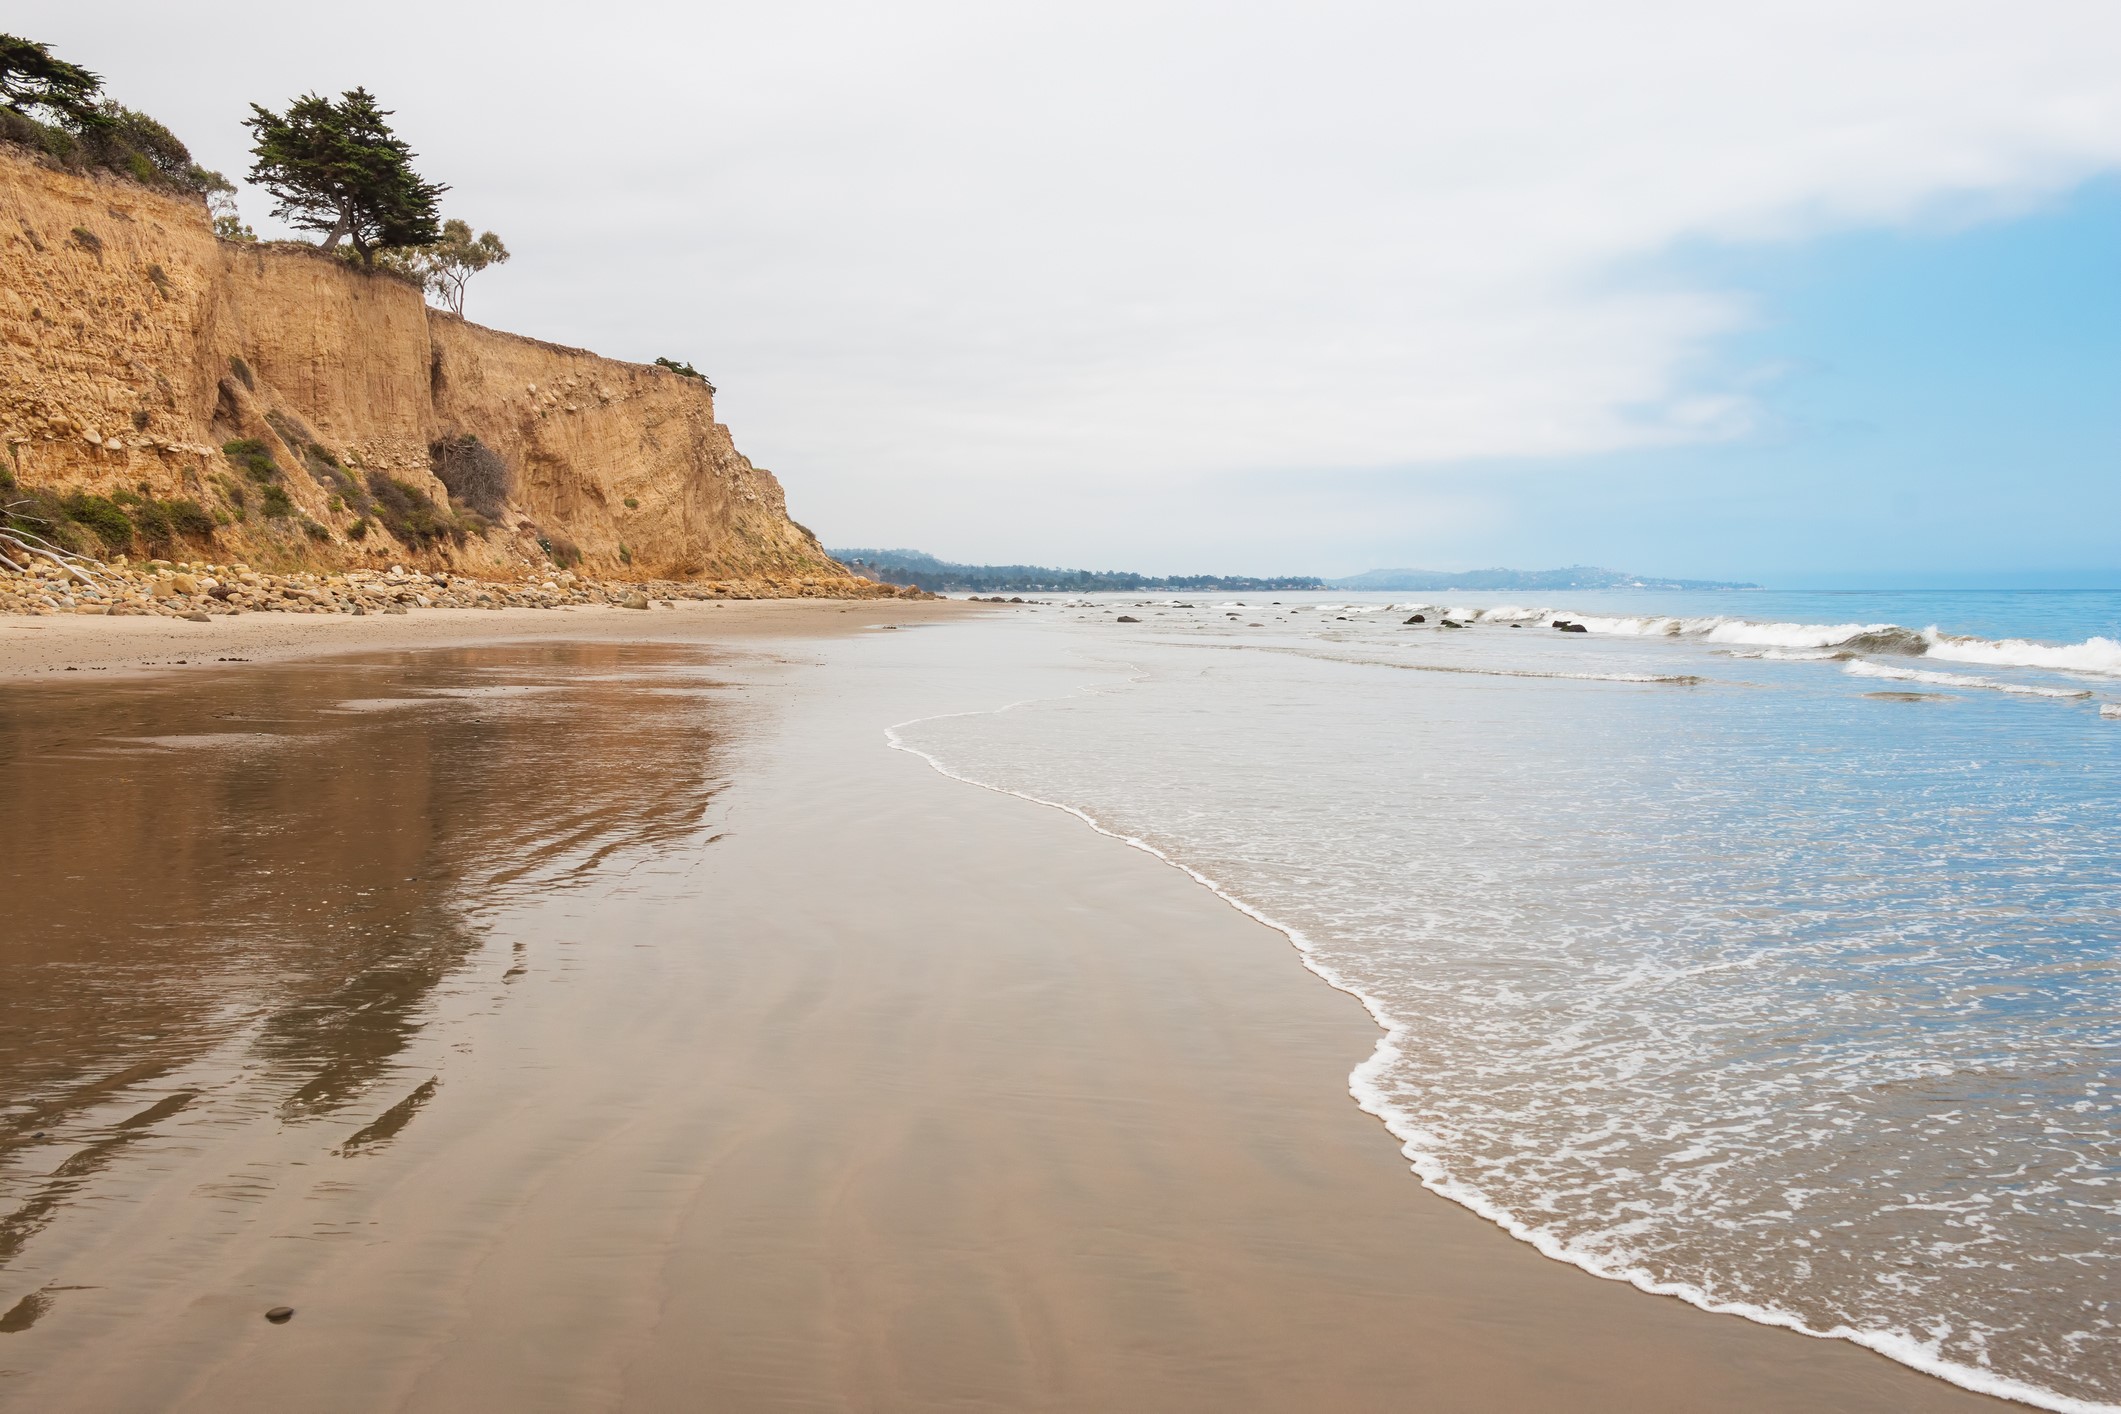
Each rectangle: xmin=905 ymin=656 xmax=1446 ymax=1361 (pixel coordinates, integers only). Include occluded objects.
xmin=0 ymin=595 xmax=970 ymax=679
xmin=0 ymin=609 xmax=2011 ymax=1411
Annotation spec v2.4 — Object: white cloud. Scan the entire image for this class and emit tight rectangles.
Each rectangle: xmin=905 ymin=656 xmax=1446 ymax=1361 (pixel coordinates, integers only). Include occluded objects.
xmin=30 ymin=0 xmax=2121 ymax=564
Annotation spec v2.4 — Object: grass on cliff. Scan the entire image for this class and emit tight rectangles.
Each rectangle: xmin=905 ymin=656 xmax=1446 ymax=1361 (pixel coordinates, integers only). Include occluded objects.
xmin=0 ymin=471 xmax=216 ymax=556
xmin=366 ymin=472 xmax=465 ymax=548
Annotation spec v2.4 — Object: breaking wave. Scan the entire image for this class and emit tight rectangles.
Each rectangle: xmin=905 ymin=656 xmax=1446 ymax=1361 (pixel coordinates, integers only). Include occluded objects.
xmin=1392 ymin=604 xmax=2121 ymax=680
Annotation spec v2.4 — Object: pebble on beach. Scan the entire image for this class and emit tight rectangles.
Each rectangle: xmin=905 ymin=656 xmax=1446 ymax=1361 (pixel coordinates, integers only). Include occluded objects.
xmin=0 ymin=555 xmax=932 ymax=621
xmin=265 ymin=1306 xmax=294 ymax=1324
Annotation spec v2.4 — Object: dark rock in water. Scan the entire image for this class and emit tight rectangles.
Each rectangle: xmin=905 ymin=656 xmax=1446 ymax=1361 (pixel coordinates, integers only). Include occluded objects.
xmin=1008 ymin=597 xmax=1024 ymax=603
xmin=265 ymin=1306 xmax=295 ymax=1324
xmin=1116 ymin=615 xmax=1141 ymax=623
xmin=1554 ymin=620 xmax=1589 ymax=633
xmin=1441 ymin=619 xmax=1464 ymax=629
xmin=1405 ymin=614 xmax=1426 ymax=624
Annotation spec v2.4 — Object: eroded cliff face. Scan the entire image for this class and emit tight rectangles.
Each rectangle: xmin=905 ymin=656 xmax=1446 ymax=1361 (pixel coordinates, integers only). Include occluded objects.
xmin=0 ymin=146 xmax=849 ymax=582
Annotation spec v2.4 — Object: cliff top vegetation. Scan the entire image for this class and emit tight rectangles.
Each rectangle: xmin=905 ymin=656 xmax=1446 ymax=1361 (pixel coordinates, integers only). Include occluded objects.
xmin=0 ymin=33 xmax=225 ymax=201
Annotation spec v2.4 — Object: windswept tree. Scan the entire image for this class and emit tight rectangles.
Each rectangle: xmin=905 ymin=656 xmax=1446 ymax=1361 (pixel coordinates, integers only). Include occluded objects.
xmin=243 ymin=88 xmax=445 ymax=266
xmin=379 ymin=218 xmax=509 ymax=315
xmin=0 ymin=33 xmax=107 ymax=128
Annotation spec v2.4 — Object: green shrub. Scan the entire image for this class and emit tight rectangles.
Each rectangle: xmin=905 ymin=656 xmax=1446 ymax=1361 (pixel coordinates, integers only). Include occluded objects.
xmin=347 ymin=517 xmax=369 ymax=541
xmin=623 ymin=496 xmax=638 ymax=509
xmin=365 ymin=471 xmax=462 ymax=547
xmin=259 ymin=484 xmax=294 ymax=518
xmin=222 ymin=438 xmax=279 ymax=483
xmin=165 ymin=498 xmax=215 ymax=537
xmin=618 ymin=543 xmax=633 ymax=565
xmin=60 ymin=492 xmax=132 ymax=550
xmin=301 ymin=518 xmax=330 ymax=542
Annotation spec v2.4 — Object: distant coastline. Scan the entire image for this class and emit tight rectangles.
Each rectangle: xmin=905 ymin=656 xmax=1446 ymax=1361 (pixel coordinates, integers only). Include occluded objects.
xmin=833 ymin=548 xmax=1757 ymax=595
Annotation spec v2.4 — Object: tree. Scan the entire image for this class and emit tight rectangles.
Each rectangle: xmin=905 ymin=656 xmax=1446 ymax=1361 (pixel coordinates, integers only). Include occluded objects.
xmin=0 ymin=33 xmax=108 ymax=129
xmin=243 ymin=88 xmax=445 ymax=267
xmin=199 ymin=170 xmax=256 ymax=241
xmin=378 ymin=219 xmax=509 ymax=315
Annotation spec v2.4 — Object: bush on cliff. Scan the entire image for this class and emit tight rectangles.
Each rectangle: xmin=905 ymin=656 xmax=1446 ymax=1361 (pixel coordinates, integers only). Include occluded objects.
xmin=223 ymin=438 xmax=283 ymax=485
xmin=429 ymin=435 xmax=512 ymax=519
xmin=654 ymin=357 xmax=716 ymax=393
xmin=365 ymin=471 xmax=464 ymax=548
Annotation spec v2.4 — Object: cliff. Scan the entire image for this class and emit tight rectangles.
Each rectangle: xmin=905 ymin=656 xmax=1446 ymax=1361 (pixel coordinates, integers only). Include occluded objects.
xmin=0 ymin=145 xmax=856 ymax=584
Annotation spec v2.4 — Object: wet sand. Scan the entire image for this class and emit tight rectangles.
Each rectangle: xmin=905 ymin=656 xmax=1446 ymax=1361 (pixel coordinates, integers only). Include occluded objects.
xmin=0 ymin=611 xmax=2012 ymax=1410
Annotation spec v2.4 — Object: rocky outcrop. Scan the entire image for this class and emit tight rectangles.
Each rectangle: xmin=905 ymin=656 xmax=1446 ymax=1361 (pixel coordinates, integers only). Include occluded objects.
xmin=0 ymin=145 xmax=856 ymax=583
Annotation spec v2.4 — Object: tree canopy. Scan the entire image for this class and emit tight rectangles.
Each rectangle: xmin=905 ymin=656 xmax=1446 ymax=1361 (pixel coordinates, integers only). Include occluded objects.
xmin=378 ymin=219 xmax=509 ymax=315
xmin=0 ymin=33 xmax=106 ymax=128
xmin=244 ymin=88 xmax=445 ymax=266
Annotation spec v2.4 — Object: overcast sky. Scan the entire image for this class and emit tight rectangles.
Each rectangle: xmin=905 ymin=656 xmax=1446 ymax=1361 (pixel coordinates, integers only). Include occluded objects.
xmin=25 ymin=2 xmax=2121 ymax=583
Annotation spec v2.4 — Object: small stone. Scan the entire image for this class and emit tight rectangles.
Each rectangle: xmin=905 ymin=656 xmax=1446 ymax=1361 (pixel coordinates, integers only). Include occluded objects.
xmin=622 ymin=592 xmax=651 ymax=609
xmin=265 ymin=1306 xmax=294 ymax=1324
xmin=183 ymin=611 xmax=211 ymax=623
xmin=1115 ymin=615 xmax=1140 ymax=623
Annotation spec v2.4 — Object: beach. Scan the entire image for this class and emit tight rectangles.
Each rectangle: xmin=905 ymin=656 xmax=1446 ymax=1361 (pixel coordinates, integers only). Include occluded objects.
xmin=0 ymin=604 xmax=2021 ymax=1411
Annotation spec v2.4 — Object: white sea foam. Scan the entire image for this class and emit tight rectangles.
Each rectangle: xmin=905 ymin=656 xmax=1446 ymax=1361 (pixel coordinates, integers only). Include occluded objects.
xmin=1843 ymin=660 xmax=2093 ymax=699
xmin=1925 ymin=632 xmax=2121 ymax=677
xmin=886 ymin=614 xmax=2121 ymax=1414
xmin=1409 ymin=604 xmax=2121 ymax=683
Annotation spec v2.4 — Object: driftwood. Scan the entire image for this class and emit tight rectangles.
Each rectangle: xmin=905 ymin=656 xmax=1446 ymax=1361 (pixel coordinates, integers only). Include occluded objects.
xmin=0 ymin=499 xmax=102 ymax=586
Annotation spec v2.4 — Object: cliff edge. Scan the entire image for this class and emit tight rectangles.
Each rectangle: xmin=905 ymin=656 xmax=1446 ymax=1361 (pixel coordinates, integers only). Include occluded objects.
xmin=0 ymin=145 xmax=857 ymax=584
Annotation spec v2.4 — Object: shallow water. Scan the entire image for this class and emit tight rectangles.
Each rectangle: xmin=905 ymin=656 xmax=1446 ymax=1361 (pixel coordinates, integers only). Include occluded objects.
xmin=899 ymin=592 xmax=2121 ymax=1412
xmin=0 ymin=643 xmax=745 ymax=1334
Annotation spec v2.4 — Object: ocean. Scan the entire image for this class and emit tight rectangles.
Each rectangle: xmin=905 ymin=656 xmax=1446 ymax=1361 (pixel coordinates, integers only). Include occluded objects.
xmin=891 ymin=589 xmax=2121 ymax=1413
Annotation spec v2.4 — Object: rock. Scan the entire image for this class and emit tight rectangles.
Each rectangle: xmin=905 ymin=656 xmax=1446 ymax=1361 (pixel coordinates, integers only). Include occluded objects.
xmin=1554 ymin=621 xmax=1588 ymax=633
xmin=1115 ymin=615 xmax=1140 ymax=623
xmin=1405 ymin=614 xmax=1425 ymax=624
xmin=1441 ymin=619 xmax=1464 ymax=628
xmin=622 ymin=592 xmax=651 ymax=609
xmin=183 ymin=611 xmax=210 ymax=623
xmin=265 ymin=1307 xmax=294 ymax=1324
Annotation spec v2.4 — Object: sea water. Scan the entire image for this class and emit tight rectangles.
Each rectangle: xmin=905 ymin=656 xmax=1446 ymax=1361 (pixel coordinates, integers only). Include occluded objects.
xmin=893 ymin=590 xmax=2121 ymax=1413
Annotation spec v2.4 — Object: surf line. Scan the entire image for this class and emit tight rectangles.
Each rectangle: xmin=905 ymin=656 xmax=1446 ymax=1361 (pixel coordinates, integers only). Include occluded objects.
xmin=880 ymin=668 xmax=2115 ymax=1414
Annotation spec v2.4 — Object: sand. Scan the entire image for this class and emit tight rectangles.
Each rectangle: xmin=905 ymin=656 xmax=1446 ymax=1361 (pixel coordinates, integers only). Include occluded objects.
xmin=0 ymin=607 xmax=2012 ymax=1411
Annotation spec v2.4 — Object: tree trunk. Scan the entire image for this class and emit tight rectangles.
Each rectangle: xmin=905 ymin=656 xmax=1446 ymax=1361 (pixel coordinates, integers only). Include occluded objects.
xmin=320 ymin=207 xmax=352 ymax=251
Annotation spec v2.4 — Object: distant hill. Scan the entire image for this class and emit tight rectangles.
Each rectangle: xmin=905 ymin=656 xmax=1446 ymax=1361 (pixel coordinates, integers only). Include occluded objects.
xmin=831 ymin=549 xmax=1324 ymax=594
xmin=1328 ymin=565 xmax=1758 ymax=591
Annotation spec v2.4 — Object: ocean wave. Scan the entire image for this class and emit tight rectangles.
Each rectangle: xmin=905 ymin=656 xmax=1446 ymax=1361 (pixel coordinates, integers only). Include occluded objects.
xmin=1842 ymin=661 xmax=2093 ymax=700
xmin=1394 ymin=604 xmax=2121 ymax=680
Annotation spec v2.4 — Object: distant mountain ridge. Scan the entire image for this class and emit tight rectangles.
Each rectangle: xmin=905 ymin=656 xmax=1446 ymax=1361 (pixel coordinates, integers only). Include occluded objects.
xmin=831 ymin=549 xmax=1323 ymax=594
xmin=833 ymin=550 xmax=1756 ymax=595
xmin=1328 ymin=565 xmax=1759 ymax=591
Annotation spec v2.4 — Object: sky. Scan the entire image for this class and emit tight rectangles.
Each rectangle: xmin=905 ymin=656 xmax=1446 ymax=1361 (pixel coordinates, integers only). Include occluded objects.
xmin=21 ymin=1 xmax=2121 ymax=585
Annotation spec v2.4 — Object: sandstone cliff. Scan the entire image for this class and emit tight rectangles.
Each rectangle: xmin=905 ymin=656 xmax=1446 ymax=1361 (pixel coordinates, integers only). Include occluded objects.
xmin=0 ymin=145 xmax=854 ymax=583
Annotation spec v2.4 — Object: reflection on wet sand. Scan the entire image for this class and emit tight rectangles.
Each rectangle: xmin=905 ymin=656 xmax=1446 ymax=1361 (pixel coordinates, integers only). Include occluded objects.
xmin=0 ymin=644 xmax=740 ymax=1329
